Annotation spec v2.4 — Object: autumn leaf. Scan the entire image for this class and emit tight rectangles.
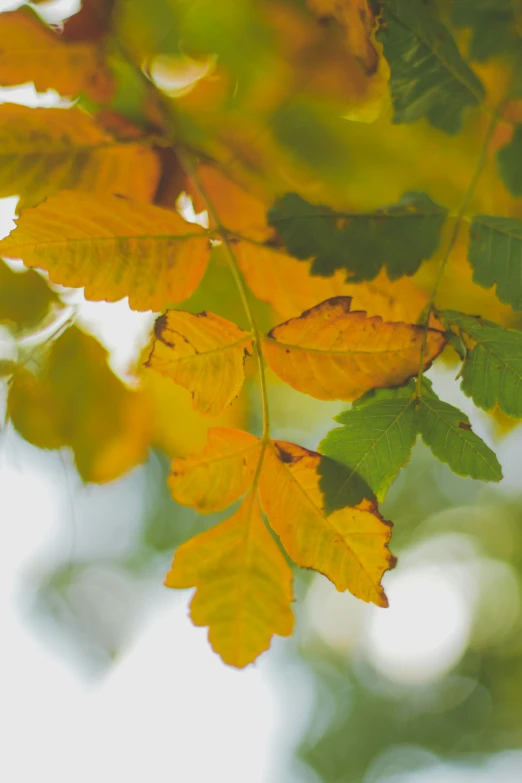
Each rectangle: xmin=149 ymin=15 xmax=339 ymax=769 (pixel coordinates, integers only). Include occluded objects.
xmin=0 ymin=104 xmax=160 ymax=207
xmin=307 ymin=0 xmax=378 ymax=75
xmin=168 ymin=427 xmax=262 ymax=512
xmin=8 ymin=326 xmax=149 ymax=483
xmin=0 ymin=8 xmax=113 ymax=101
xmin=165 ymin=491 xmax=294 ymax=668
xmin=262 ymin=297 xmax=446 ymax=401
xmin=0 ymin=191 xmax=211 ymax=312
xmin=0 ymin=260 xmax=59 ymax=332
xmin=145 ymin=310 xmax=253 ymax=415
xmin=259 ymin=440 xmax=395 ymax=606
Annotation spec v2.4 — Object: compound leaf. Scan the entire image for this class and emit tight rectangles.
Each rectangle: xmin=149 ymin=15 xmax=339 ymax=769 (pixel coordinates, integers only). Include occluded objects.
xmin=262 ymin=297 xmax=446 ymax=401
xmin=145 ymin=310 xmax=253 ymax=416
xmin=259 ymin=440 xmax=395 ymax=607
xmin=467 ymin=215 xmax=522 ymax=310
xmin=0 ymin=191 xmax=210 ymax=312
xmin=376 ymin=0 xmax=484 ymax=134
xmin=165 ymin=491 xmax=294 ymax=668
xmin=168 ymin=428 xmax=262 ymax=513
xmin=267 ymin=191 xmax=447 ymax=280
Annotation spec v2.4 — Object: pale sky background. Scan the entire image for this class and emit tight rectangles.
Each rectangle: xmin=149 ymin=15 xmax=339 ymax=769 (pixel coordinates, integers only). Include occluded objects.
xmin=1 ymin=1 xmax=522 ymax=781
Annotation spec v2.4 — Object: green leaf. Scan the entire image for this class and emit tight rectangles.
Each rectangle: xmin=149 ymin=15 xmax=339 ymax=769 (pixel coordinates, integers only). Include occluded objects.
xmin=416 ymin=390 xmax=502 ymax=482
xmin=267 ymin=192 xmax=447 ymax=281
xmin=452 ymin=0 xmax=519 ymax=62
xmin=442 ymin=310 xmax=522 ymax=418
xmin=376 ymin=0 xmax=484 ymax=134
xmin=467 ymin=215 xmax=522 ymax=310
xmin=0 ymin=260 xmax=58 ymax=332
xmin=319 ymin=384 xmax=417 ymax=502
xmin=497 ymin=126 xmax=522 ymax=197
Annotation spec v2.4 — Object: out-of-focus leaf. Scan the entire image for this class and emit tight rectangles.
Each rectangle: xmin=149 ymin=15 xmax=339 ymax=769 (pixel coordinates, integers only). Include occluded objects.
xmin=145 ymin=310 xmax=253 ymax=415
xmin=0 ymin=8 xmax=113 ymax=101
xmin=417 ymin=389 xmax=502 ymax=481
xmin=236 ymin=243 xmax=431 ymax=321
xmin=259 ymin=440 xmax=395 ymax=606
xmin=165 ymin=491 xmax=294 ymax=668
xmin=168 ymin=428 xmax=262 ymax=512
xmin=262 ymin=297 xmax=446 ymax=401
xmin=0 ymin=260 xmax=58 ymax=332
xmin=451 ymin=0 xmax=519 ymax=62
xmin=0 ymin=192 xmax=210 ymax=312
xmin=0 ymin=104 xmax=161 ymax=207
xmin=267 ymin=191 xmax=447 ymax=280
xmin=8 ymin=326 xmax=150 ymax=482
xmin=376 ymin=0 xmax=484 ymax=133
xmin=62 ymin=0 xmax=116 ymax=42
xmin=307 ymin=0 xmax=378 ymax=75
xmin=466 ymin=215 xmax=522 ymax=310
xmin=497 ymin=125 xmax=522 ymax=197
xmin=320 ymin=385 xmax=417 ymax=501
xmin=442 ymin=310 xmax=522 ymax=418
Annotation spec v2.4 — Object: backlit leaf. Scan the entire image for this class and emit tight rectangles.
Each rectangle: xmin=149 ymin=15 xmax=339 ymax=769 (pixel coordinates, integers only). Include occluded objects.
xmin=467 ymin=215 xmax=522 ymax=310
xmin=145 ymin=310 xmax=253 ymax=415
xmin=376 ymin=0 xmax=485 ymax=133
xmin=168 ymin=427 xmax=261 ymax=513
xmin=442 ymin=311 xmax=522 ymax=418
xmin=236 ymin=241 xmax=432 ymax=321
xmin=262 ymin=297 xmax=446 ymax=401
xmin=259 ymin=441 xmax=395 ymax=606
xmin=267 ymin=191 xmax=447 ymax=280
xmin=165 ymin=491 xmax=294 ymax=668
xmin=8 ymin=326 xmax=150 ymax=482
xmin=0 ymin=192 xmax=210 ymax=312
xmin=319 ymin=385 xmax=417 ymax=501
xmin=416 ymin=389 xmax=502 ymax=481
xmin=0 ymin=260 xmax=58 ymax=332
xmin=0 ymin=104 xmax=161 ymax=207
xmin=497 ymin=126 xmax=522 ymax=197
xmin=0 ymin=8 xmax=113 ymax=101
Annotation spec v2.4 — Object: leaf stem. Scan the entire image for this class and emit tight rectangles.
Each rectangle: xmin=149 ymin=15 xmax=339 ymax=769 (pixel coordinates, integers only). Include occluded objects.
xmin=415 ymin=102 xmax=503 ymax=399
xmin=178 ymin=150 xmax=271 ymax=441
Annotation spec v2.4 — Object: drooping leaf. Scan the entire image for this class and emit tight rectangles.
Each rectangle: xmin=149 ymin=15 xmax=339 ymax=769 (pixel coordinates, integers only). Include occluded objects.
xmin=0 ymin=260 xmax=58 ymax=332
xmin=376 ymin=0 xmax=485 ymax=133
xmin=466 ymin=215 xmax=522 ymax=310
xmin=319 ymin=384 xmax=417 ymax=501
xmin=0 ymin=192 xmax=211 ymax=312
xmin=145 ymin=310 xmax=253 ymax=415
xmin=165 ymin=491 xmax=294 ymax=668
xmin=236 ymin=243 xmax=431 ymax=322
xmin=8 ymin=326 xmax=150 ymax=482
xmin=452 ymin=0 xmax=519 ymax=62
xmin=442 ymin=311 xmax=522 ymax=418
xmin=0 ymin=8 xmax=113 ymax=101
xmin=267 ymin=191 xmax=447 ymax=280
xmin=497 ymin=126 xmax=522 ymax=197
xmin=259 ymin=440 xmax=395 ymax=606
xmin=0 ymin=104 xmax=161 ymax=207
xmin=168 ymin=427 xmax=262 ymax=513
xmin=262 ymin=297 xmax=446 ymax=401
xmin=416 ymin=389 xmax=502 ymax=481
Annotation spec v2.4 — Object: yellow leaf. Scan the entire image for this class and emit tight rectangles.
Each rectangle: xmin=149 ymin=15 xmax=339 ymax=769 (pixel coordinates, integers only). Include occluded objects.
xmin=236 ymin=241 xmax=430 ymax=321
xmin=259 ymin=440 xmax=395 ymax=606
xmin=0 ymin=192 xmax=210 ymax=312
xmin=0 ymin=8 xmax=113 ymax=101
xmin=307 ymin=0 xmax=378 ymax=76
xmin=169 ymin=427 xmax=262 ymax=512
xmin=0 ymin=104 xmax=161 ymax=207
xmin=262 ymin=296 xmax=446 ymax=400
xmin=145 ymin=310 xmax=253 ymax=415
xmin=165 ymin=491 xmax=294 ymax=668
xmin=8 ymin=326 xmax=150 ymax=483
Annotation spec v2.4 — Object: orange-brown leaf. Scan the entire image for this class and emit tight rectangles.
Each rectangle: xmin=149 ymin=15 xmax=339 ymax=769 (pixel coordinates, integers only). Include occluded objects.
xmin=0 ymin=192 xmax=210 ymax=312
xmin=262 ymin=297 xmax=446 ymax=400
xmin=0 ymin=8 xmax=113 ymax=101
xmin=259 ymin=440 xmax=395 ymax=606
xmin=145 ymin=310 xmax=253 ymax=415
xmin=168 ymin=428 xmax=262 ymax=512
xmin=165 ymin=492 xmax=294 ymax=668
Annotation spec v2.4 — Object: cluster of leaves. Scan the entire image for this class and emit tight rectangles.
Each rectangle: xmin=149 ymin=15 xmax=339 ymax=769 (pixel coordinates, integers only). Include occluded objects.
xmin=2 ymin=0 xmax=522 ymax=668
